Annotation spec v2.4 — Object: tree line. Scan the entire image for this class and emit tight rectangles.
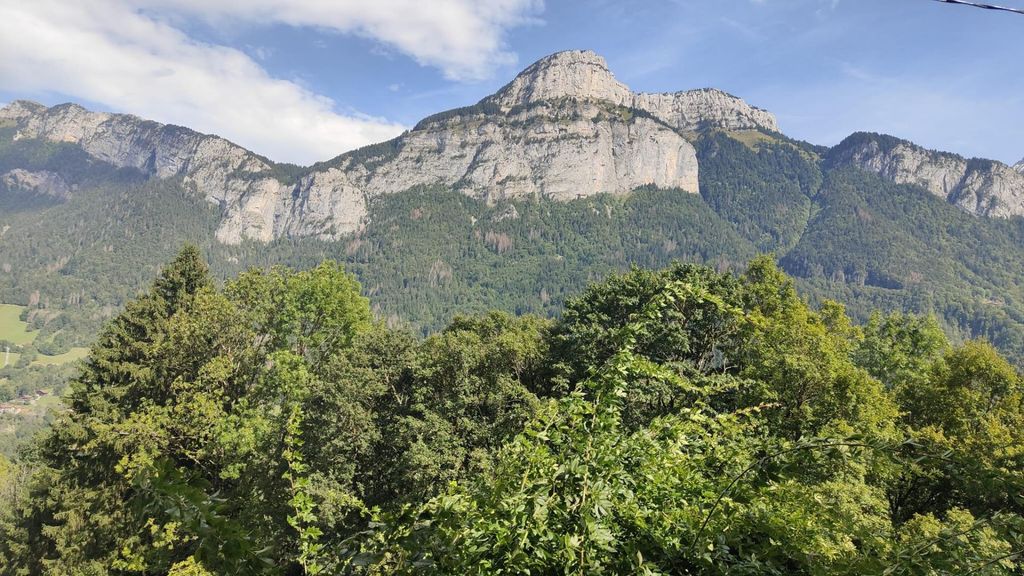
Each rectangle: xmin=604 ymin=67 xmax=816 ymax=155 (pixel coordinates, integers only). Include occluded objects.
xmin=0 ymin=247 xmax=1021 ymax=574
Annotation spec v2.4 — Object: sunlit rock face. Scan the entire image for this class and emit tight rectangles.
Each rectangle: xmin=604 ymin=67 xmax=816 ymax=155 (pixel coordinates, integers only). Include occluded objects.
xmin=1 ymin=100 xmax=359 ymax=243
xmin=829 ymin=133 xmax=1024 ymax=218
xmin=1 ymin=50 xmax=781 ymax=244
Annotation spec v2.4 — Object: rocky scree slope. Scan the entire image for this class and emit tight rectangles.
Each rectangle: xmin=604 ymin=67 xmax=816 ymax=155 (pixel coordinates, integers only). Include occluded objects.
xmin=0 ymin=50 xmax=777 ymax=244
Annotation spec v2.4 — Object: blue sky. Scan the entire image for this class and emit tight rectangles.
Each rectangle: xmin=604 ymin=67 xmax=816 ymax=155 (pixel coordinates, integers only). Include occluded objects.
xmin=1 ymin=0 xmax=1021 ymax=165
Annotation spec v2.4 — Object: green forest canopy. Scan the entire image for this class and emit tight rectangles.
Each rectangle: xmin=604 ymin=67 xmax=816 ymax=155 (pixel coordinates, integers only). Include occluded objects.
xmin=0 ymin=248 xmax=1022 ymax=575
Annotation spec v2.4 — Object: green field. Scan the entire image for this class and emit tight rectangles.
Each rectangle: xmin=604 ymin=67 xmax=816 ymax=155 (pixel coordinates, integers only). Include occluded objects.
xmin=0 ymin=304 xmax=34 ymax=346
xmin=726 ymin=129 xmax=778 ymax=150
xmin=32 ymin=348 xmax=90 ymax=366
xmin=0 ymin=303 xmax=90 ymax=367
xmin=1 ymin=351 xmax=22 ymax=368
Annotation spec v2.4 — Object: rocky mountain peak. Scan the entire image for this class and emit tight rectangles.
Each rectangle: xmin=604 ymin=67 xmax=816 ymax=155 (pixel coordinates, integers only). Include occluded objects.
xmin=0 ymin=50 xmax=789 ymax=245
xmin=1015 ymin=158 xmax=1024 ymax=174
xmin=1 ymin=100 xmax=270 ymax=183
xmin=488 ymin=50 xmax=631 ymax=108
xmin=485 ymin=50 xmax=778 ymax=134
xmin=0 ymin=100 xmax=49 ymax=123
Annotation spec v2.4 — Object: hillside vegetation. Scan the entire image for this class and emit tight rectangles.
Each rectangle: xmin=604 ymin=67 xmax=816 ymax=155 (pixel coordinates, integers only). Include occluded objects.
xmin=0 ymin=302 xmax=90 ymax=458
xmin=2 ymin=127 xmax=1024 ymax=468
xmin=4 ymin=128 xmax=1022 ymax=369
xmin=0 ymin=248 xmax=1021 ymax=574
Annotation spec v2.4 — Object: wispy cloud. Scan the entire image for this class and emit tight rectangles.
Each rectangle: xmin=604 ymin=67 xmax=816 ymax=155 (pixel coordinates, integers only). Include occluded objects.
xmin=0 ymin=0 xmax=543 ymax=164
xmin=135 ymin=0 xmax=545 ymax=82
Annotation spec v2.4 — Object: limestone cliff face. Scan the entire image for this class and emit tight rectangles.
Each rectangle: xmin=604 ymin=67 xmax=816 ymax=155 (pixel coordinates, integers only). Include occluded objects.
xmin=829 ymin=133 xmax=1024 ymax=218
xmin=0 ymin=101 xmax=355 ymax=243
xmin=334 ymin=99 xmax=699 ymax=203
xmin=0 ymin=50 xmax=779 ymax=243
xmin=487 ymin=50 xmax=778 ymax=133
xmin=1 ymin=169 xmax=73 ymax=199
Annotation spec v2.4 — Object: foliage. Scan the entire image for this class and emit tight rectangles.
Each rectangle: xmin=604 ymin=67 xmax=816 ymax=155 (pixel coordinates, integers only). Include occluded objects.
xmin=696 ymin=131 xmax=821 ymax=253
xmin=1 ymin=251 xmax=1020 ymax=575
xmin=3 ymin=125 xmax=1024 ymax=378
xmin=345 ymin=262 xmax=1023 ymax=575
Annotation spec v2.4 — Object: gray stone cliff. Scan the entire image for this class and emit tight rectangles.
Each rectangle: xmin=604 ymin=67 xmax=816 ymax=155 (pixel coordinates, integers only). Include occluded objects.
xmin=2 ymin=50 xmax=777 ymax=244
xmin=487 ymin=50 xmax=778 ymax=133
xmin=1 ymin=168 xmax=73 ymax=200
xmin=829 ymin=134 xmax=1024 ymax=218
xmin=0 ymin=49 xmax=782 ymax=243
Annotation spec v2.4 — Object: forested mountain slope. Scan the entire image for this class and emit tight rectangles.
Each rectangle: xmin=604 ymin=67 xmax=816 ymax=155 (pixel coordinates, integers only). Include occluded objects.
xmin=1 ymin=50 xmax=1023 ymax=371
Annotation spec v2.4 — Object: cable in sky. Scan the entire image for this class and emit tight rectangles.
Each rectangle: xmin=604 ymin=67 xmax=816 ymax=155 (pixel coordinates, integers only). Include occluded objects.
xmin=931 ymin=0 xmax=1024 ymax=15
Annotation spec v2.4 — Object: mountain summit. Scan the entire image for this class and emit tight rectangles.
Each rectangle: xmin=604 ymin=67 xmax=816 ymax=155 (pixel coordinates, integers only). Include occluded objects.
xmin=489 ymin=50 xmax=634 ymax=108
xmin=1 ymin=50 xmax=1022 ymax=244
xmin=488 ymin=50 xmax=778 ymax=133
xmin=0 ymin=51 xmax=780 ymax=244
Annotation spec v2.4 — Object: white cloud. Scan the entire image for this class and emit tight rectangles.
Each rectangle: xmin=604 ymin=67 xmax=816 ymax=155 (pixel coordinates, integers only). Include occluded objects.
xmin=0 ymin=0 xmax=542 ymax=164
xmin=138 ymin=0 xmax=543 ymax=82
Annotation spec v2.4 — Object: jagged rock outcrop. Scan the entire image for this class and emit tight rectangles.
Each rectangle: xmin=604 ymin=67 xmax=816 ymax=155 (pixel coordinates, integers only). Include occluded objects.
xmin=1015 ymin=158 xmax=1024 ymax=174
xmin=1 ymin=169 xmax=73 ymax=199
xmin=0 ymin=100 xmax=46 ymax=124
xmin=0 ymin=101 xmax=355 ymax=243
xmin=489 ymin=50 xmax=634 ymax=109
xmin=828 ymin=133 xmax=1024 ymax=218
xmin=487 ymin=50 xmax=778 ymax=133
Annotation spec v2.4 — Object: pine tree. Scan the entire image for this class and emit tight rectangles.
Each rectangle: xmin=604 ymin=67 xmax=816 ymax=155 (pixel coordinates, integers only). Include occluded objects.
xmin=5 ymin=246 xmax=215 ymax=575
xmin=153 ymin=244 xmax=213 ymax=315
xmin=70 ymin=244 xmax=212 ymax=414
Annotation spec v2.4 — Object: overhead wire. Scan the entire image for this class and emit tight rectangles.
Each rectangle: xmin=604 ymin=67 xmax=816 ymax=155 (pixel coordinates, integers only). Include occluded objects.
xmin=931 ymin=0 xmax=1024 ymax=15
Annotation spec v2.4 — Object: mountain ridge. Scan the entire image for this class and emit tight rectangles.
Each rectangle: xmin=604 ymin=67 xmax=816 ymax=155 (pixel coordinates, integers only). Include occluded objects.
xmin=0 ymin=50 xmax=782 ymax=244
xmin=828 ymin=132 xmax=1024 ymax=218
xmin=2 ymin=49 xmax=1023 ymax=246
xmin=4 ymin=65 xmax=1024 ymax=365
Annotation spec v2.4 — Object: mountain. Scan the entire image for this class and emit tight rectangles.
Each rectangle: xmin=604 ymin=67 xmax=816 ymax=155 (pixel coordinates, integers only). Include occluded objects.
xmin=0 ymin=99 xmax=318 ymax=244
xmin=827 ymin=132 xmax=1024 ymax=218
xmin=3 ymin=50 xmax=1021 ymax=244
xmin=1 ymin=51 xmax=781 ymax=244
xmin=2 ymin=49 xmax=1024 ymax=367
